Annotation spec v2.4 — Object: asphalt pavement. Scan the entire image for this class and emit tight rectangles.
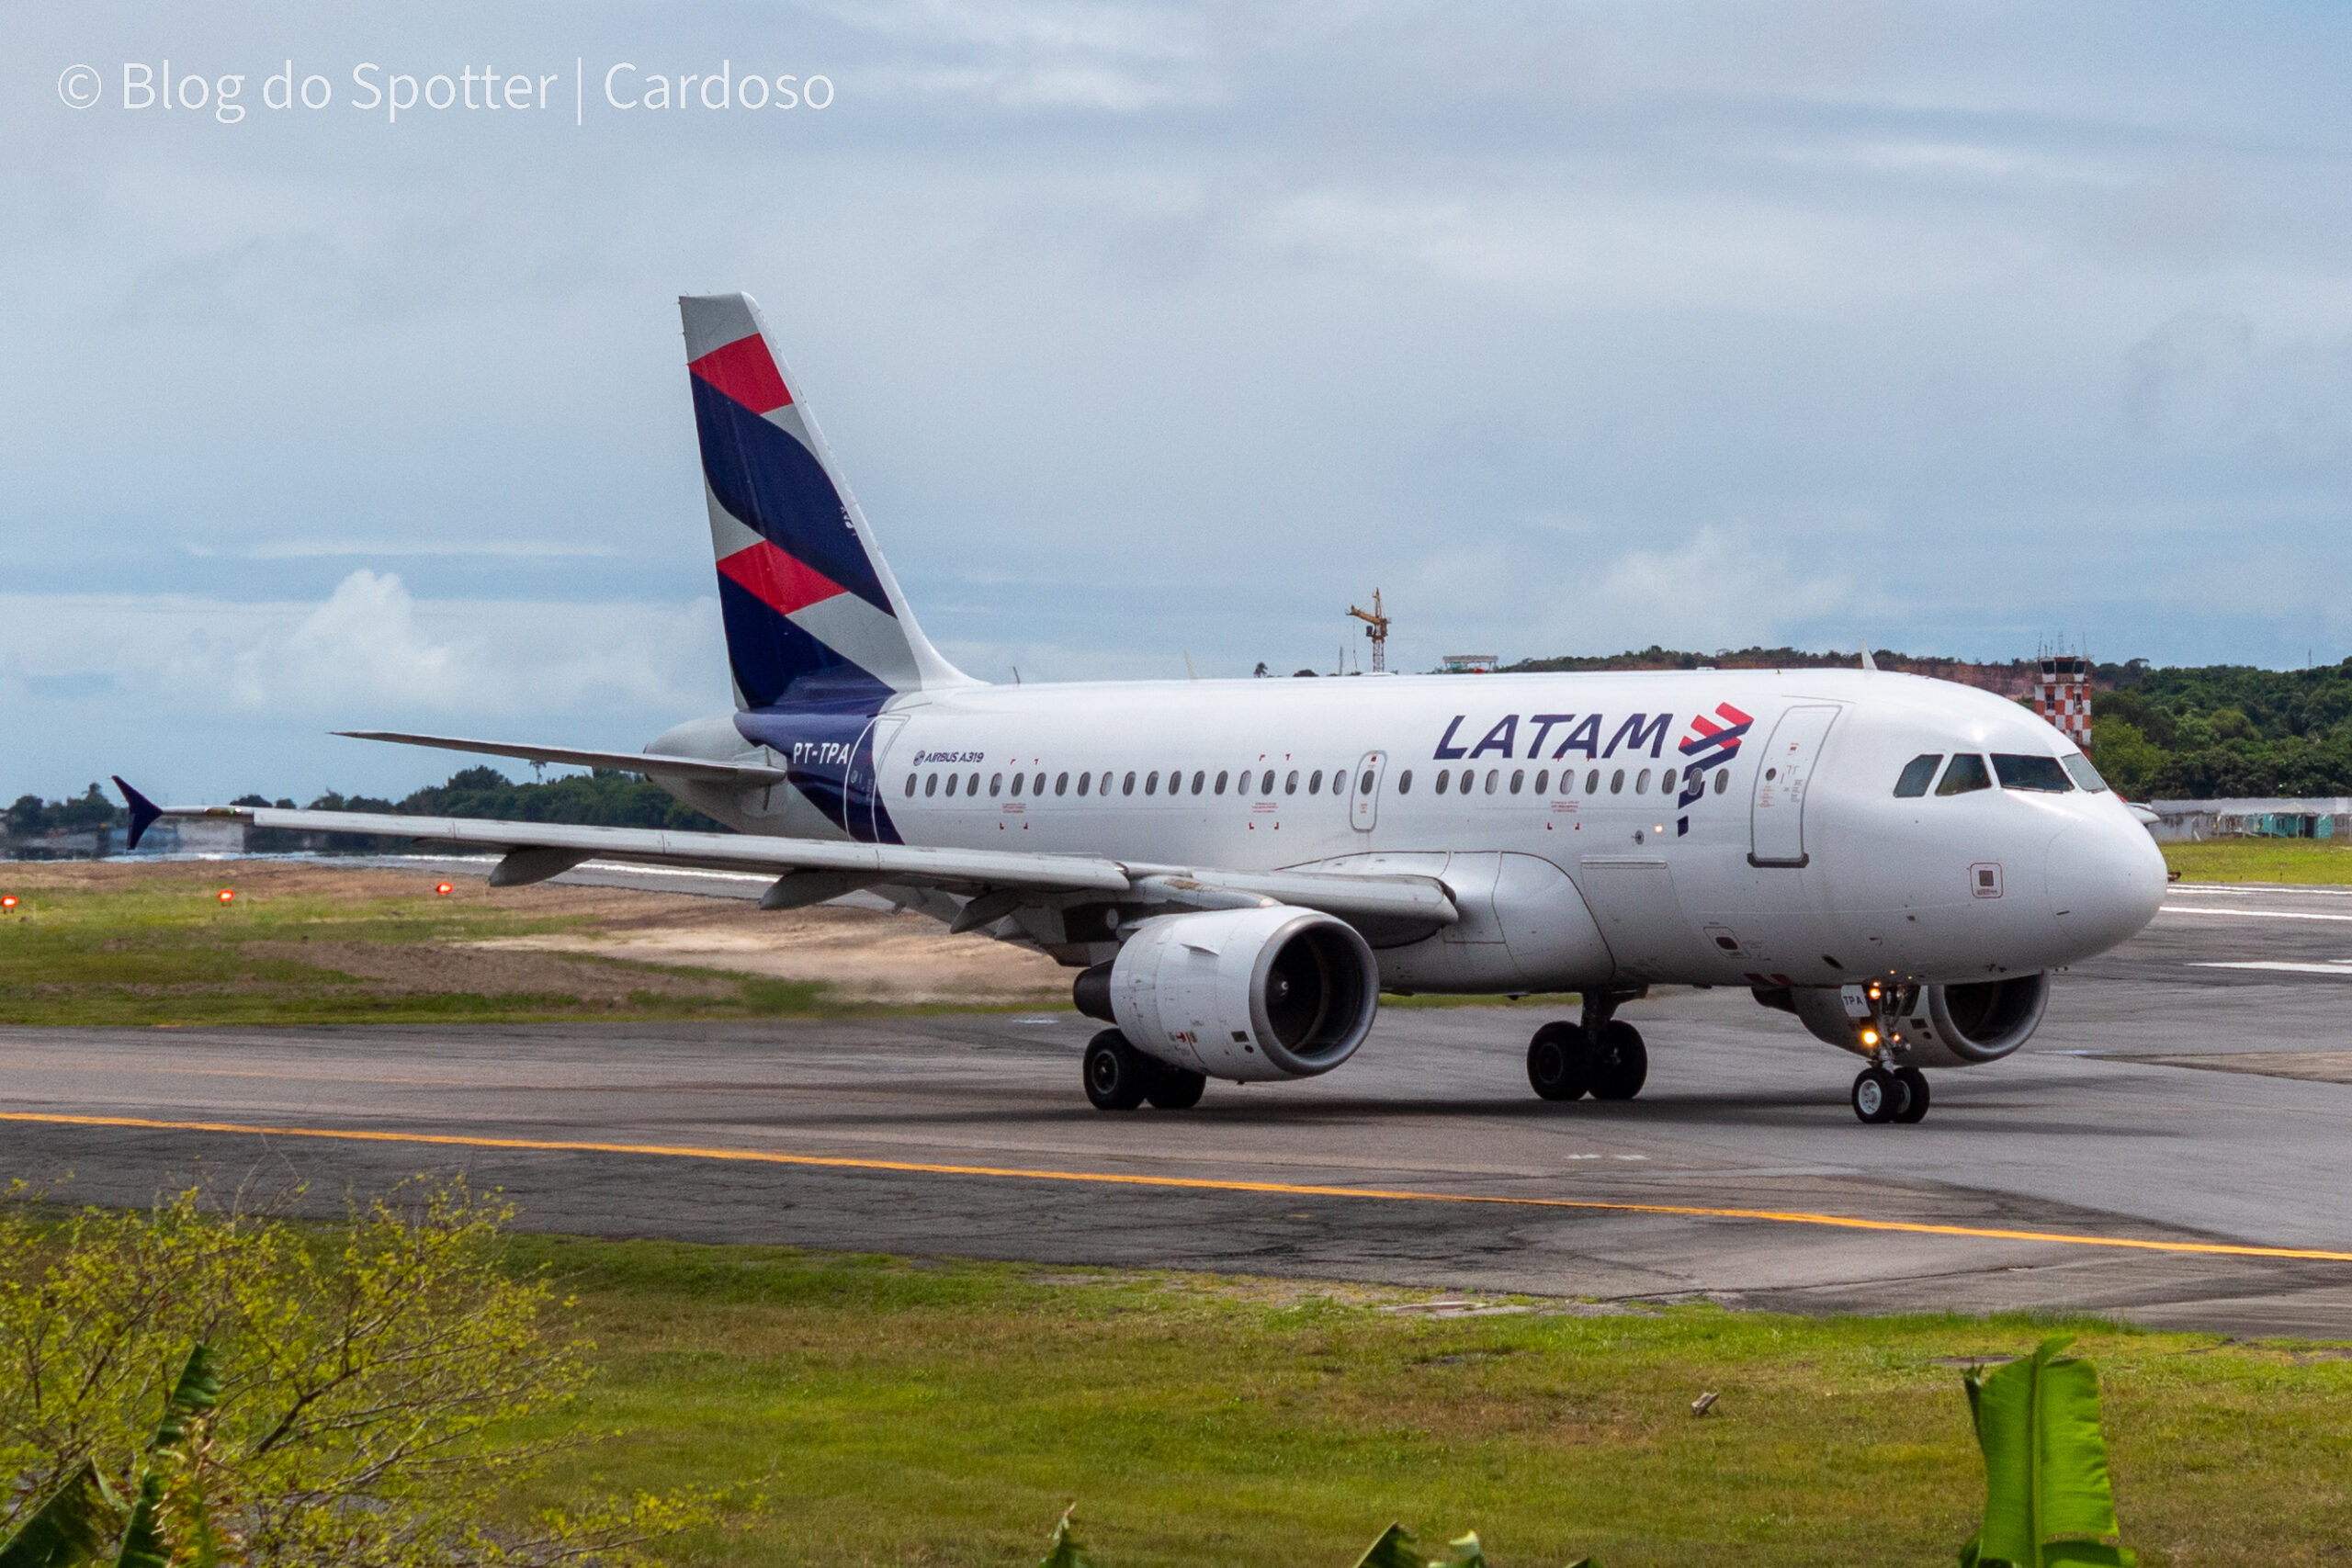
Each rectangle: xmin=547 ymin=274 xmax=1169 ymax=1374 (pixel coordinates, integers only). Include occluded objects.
xmin=7 ymin=874 xmax=2352 ymax=1337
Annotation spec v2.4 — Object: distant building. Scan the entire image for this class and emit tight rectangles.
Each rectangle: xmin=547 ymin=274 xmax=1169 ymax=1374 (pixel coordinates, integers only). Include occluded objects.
xmin=2037 ymin=655 xmax=2093 ymax=751
xmin=2144 ymin=798 xmax=2352 ymax=842
xmin=1441 ymin=654 xmax=1498 ymax=674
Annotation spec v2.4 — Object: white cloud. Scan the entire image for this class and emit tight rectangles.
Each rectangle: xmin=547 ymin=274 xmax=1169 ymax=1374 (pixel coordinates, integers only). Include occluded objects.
xmin=187 ymin=539 xmax=626 ymax=560
xmin=0 ymin=570 xmax=726 ymax=720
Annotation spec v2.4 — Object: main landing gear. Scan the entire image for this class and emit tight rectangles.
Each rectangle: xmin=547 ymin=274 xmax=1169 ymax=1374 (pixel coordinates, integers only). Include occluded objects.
xmin=1082 ymin=1029 xmax=1208 ymax=1111
xmin=1526 ymin=990 xmax=1648 ymax=1103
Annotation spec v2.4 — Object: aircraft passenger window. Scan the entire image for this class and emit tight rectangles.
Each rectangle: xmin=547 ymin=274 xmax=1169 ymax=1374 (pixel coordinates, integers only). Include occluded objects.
xmin=1586 ymin=769 xmax=1600 ymax=794
xmin=1101 ymin=772 xmax=1114 ymax=795
xmin=1534 ymin=769 xmax=1549 ymax=794
xmin=1362 ymin=770 xmax=1376 ymax=795
xmin=1034 ymin=773 xmax=1046 ymax=796
xmin=970 ymin=773 xmax=981 ymax=795
xmin=1261 ymin=769 xmax=1275 ymax=795
xmin=905 ymin=774 xmax=917 ymax=797
xmin=1335 ymin=770 xmax=1349 ymax=795
xmin=1993 ymin=754 xmax=2075 ymax=793
xmin=1055 ymin=773 xmax=1070 ymax=795
xmin=925 ymin=773 xmax=939 ymax=796
xmin=1433 ymin=769 xmax=1450 ymax=794
xmin=1714 ymin=769 xmax=1728 ymax=794
xmin=1145 ymin=771 xmax=1159 ymax=795
xmin=1936 ymin=754 xmax=1992 ymax=796
xmin=1660 ymin=765 xmax=1679 ymax=791
xmin=1307 ymin=769 xmax=1324 ymax=794
xmin=1893 ymin=754 xmax=1942 ymax=798
xmin=1396 ymin=769 xmax=1413 ymax=794
xmin=1610 ymin=769 xmax=1625 ymax=794
xmin=989 ymin=774 xmax=1002 ymax=796
xmin=1011 ymin=773 xmax=1025 ymax=796
xmin=1123 ymin=772 xmax=1136 ymax=796
xmin=1076 ymin=773 xmax=1091 ymax=796
xmin=1510 ymin=769 xmax=1524 ymax=794
xmin=1215 ymin=771 xmax=1229 ymax=795
xmin=945 ymin=774 xmax=959 ymax=797
xmin=1192 ymin=771 xmax=1205 ymax=795
xmin=1285 ymin=770 xmax=1299 ymax=795
xmin=1634 ymin=770 xmax=1649 ymax=795
xmin=2063 ymin=753 xmax=2109 ymax=792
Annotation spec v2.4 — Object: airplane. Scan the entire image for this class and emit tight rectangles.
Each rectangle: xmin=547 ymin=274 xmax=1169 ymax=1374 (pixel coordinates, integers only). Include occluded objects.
xmin=119 ymin=290 xmax=2169 ymax=1124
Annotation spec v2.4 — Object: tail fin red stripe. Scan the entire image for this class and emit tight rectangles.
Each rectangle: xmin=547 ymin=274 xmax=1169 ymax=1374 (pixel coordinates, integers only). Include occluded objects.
xmin=690 ymin=333 xmax=793 ymax=415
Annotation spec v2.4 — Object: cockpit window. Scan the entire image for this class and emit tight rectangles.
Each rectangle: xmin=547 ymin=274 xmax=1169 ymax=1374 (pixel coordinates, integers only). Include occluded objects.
xmin=1893 ymin=754 xmax=1943 ymax=797
xmin=1935 ymin=754 xmax=1992 ymax=795
xmin=2062 ymin=753 xmax=2109 ymax=793
xmin=1993 ymin=753 xmax=2075 ymax=793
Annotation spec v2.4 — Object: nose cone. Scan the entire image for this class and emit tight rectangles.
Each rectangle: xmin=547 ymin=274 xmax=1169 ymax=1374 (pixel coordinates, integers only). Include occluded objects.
xmin=2045 ymin=817 xmax=2167 ymax=957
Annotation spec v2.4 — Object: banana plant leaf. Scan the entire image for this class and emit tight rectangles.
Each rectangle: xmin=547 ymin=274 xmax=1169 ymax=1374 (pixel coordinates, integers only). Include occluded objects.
xmin=1039 ymin=1506 xmax=1091 ymax=1568
xmin=149 ymin=1344 xmax=220 ymax=1455
xmin=107 ymin=1480 xmax=166 ymax=1568
xmin=1959 ymin=1337 xmax=2134 ymax=1568
xmin=0 ymin=1461 xmax=115 ymax=1568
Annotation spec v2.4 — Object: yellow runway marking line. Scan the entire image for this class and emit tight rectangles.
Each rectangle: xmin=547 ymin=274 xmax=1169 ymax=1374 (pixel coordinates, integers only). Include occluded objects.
xmin=7 ymin=1110 xmax=2352 ymax=1264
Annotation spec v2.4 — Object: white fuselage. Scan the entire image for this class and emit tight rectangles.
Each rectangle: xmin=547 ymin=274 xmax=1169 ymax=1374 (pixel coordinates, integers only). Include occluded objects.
xmin=655 ymin=668 xmax=2167 ymax=995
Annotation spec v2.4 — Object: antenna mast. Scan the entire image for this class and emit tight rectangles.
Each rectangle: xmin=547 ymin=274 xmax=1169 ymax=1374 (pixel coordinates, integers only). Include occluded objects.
xmin=1347 ymin=590 xmax=1391 ymax=674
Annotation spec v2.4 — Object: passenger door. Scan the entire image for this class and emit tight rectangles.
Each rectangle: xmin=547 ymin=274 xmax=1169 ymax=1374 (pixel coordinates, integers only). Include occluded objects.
xmin=1350 ymin=750 xmax=1386 ymax=832
xmin=1748 ymin=705 xmax=1838 ymax=868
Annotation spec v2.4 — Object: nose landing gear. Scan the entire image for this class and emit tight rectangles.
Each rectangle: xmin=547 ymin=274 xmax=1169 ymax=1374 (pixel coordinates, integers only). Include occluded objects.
xmin=1848 ymin=982 xmax=1932 ymax=1124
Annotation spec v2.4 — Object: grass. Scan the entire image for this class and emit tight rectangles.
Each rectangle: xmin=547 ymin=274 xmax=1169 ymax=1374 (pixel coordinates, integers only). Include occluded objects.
xmin=0 ymin=870 xmax=881 ymax=1026
xmin=2164 ymin=839 xmax=2352 ymax=884
xmin=497 ymin=1238 xmax=2352 ymax=1568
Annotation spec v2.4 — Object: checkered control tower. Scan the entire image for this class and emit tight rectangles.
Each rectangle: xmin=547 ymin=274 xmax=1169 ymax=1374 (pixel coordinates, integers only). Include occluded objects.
xmin=2036 ymin=654 xmax=2093 ymax=752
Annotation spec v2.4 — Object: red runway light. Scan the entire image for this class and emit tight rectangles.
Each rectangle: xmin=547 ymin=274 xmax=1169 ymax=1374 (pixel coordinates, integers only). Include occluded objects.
xmin=218 ymin=889 xmax=235 ymax=904
xmin=435 ymin=882 xmax=454 ymax=897
xmin=1 ymin=895 xmax=17 ymax=910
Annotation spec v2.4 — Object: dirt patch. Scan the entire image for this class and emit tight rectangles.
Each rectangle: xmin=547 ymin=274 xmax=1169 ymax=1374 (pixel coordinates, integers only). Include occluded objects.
xmin=469 ymin=908 xmax=1069 ymax=1005
xmin=239 ymin=941 xmax=736 ymax=1002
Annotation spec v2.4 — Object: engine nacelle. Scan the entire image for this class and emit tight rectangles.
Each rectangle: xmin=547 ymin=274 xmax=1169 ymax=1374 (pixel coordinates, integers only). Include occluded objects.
xmin=1075 ymin=906 xmax=1379 ymax=1082
xmin=1767 ymin=974 xmax=2050 ymax=1067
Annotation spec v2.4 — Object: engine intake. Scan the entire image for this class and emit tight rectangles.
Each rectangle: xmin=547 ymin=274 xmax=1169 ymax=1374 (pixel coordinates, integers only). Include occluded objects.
xmin=1765 ymin=974 xmax=2049 ymax=1067
xmin=1075 ymin=906 xmax=1380 ymax=1081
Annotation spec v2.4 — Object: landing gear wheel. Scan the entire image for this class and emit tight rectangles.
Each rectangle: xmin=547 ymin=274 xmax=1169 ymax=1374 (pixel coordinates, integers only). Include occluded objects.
xmin=1851 ymin=1066 xmax=1908 ymax=1124
xmin=1892 ymin=1066 xmax=1930 ymax=1123
xmin=1527 ymin=1021 xmax=1591 ymax=1101
xmin=1588 ymin=1021 xmax=1648 ymax=1100
xmin=1083 ymin=1029 xmax=1152 ymax=1111
xmin=1146 ymin=1066 xmax=1207 ymax=1110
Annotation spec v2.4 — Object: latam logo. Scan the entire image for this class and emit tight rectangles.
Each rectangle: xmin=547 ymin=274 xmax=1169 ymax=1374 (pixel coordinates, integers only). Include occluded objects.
xmin=1431 ymin=712 xmax=1675 ymax=761
xmin=1673 ymin=702 xmax=1754 ymax=837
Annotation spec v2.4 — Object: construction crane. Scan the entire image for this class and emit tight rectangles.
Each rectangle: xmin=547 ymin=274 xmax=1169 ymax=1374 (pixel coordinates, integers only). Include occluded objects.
xmin=1347 ymin=590 xmax=1390 ymax=674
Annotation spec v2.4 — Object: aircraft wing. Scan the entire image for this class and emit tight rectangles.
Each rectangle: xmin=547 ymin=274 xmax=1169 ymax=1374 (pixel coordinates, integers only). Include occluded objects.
xmin=116 ymin=784 xmax=1458 ymax=929
xmin=334 ymin=730 xmax=787 ymax=787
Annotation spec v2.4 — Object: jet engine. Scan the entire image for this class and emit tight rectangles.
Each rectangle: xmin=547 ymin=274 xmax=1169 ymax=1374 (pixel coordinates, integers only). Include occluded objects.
xmin=1074 ymin=906 xmax=1380 ymax=1081
xmin=1765 ymin=974 xmax=2050 ymax=1067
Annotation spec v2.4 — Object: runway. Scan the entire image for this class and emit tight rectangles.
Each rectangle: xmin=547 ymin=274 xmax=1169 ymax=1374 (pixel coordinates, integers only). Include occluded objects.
xmin=8 ymin=876 xmax=2352 ymax=1337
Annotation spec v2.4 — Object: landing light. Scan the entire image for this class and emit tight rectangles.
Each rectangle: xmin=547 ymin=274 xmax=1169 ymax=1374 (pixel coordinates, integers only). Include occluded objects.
xmin=1860 ymin=1028 xmax=1881 ymax=1047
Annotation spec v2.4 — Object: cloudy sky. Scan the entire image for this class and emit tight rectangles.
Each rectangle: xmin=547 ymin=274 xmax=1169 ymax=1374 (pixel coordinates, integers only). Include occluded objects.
xmin=9 ymin=2 xmax=2352 ymax=802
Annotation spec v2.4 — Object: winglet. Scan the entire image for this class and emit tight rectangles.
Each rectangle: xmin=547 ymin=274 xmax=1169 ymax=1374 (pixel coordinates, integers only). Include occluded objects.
xmin=1860 ymin=643 xmax=1879 ymax=674
xmin=113 ymin=776 xmax=163 ymax=851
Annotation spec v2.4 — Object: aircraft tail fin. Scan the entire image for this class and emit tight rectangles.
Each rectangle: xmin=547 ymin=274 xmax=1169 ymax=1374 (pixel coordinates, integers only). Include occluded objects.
xmin=681 ymin=292 xmax=967 ymax=711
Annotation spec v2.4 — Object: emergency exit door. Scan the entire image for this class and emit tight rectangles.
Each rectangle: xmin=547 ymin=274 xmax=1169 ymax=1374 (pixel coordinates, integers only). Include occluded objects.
xmin=1748 ymin=705 xmax=1838 ymax=867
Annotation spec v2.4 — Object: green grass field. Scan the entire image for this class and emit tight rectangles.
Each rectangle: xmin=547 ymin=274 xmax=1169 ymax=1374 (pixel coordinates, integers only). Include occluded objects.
xmin=2165 ymin=839 xmax=2352 ymax=885
xmin=504 ymin=1239 xmax=2352 ymax=1568
xmin=0 ymin=866 xmax=858 ymax=1026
